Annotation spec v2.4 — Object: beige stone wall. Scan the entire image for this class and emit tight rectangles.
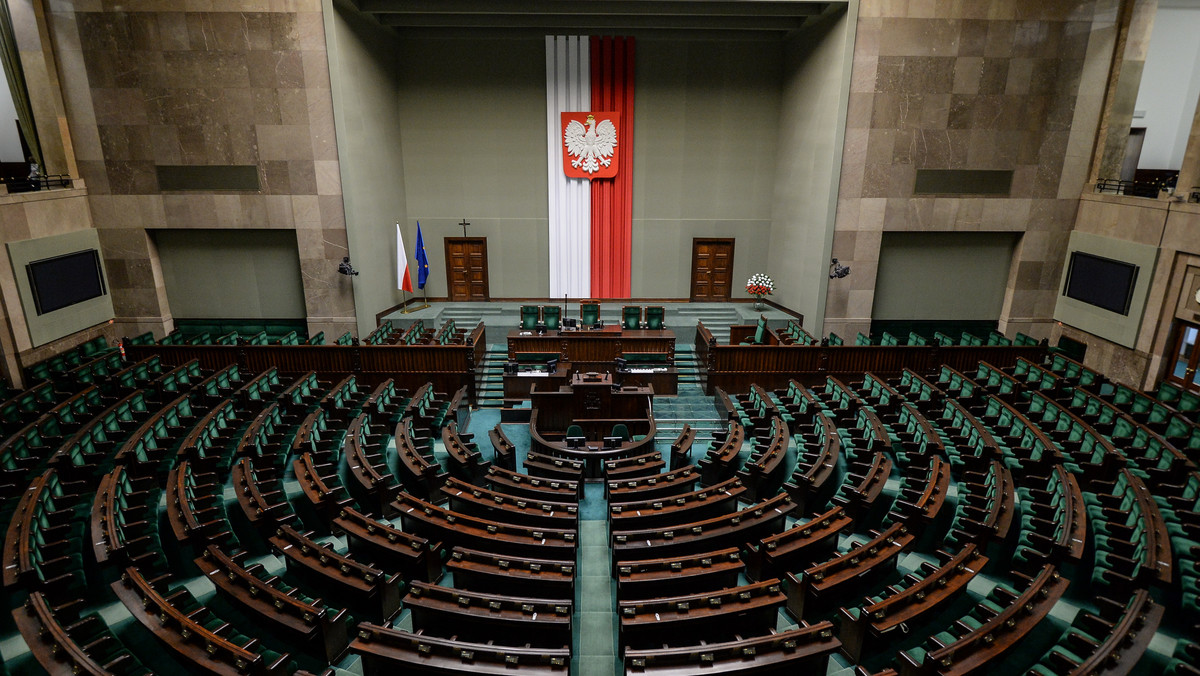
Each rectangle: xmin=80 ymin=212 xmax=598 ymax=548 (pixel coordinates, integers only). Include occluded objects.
xmin=825 ymin=0 xmax=1114 ymax=341
xmin=1058 ymin=194 xmax=1200 ymax=389
xmin=0 ymin=187 xmax=116 ymax=387
xmin=45 ymin=0 xmax=355 ymax=340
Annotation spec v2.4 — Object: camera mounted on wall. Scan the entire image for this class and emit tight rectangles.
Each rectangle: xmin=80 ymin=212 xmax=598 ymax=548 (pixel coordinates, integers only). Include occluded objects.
xmin=829 ymin=257 xmax=850 ymax=279
xmin=338 ymin=257 xmax=359 ymax=276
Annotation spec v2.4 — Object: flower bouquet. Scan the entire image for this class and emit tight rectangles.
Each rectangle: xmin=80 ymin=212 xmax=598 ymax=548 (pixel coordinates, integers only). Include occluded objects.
xmin=746 ymin=273 xmax=774 ymax=309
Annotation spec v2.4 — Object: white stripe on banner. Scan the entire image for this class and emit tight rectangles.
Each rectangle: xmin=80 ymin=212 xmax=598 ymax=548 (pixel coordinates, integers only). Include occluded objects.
xmin=546 ymin=35 xmax=590 ymax=299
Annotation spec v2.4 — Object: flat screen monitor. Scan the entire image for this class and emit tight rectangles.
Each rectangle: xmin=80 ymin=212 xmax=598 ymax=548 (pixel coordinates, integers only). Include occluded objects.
xmin=1062 ymin=251 xmax=1138 ymax=316
xmin=26 ymin=249 xmax=106 ymax=316
xmin=565 ymin=435 xmax=586 ymax=449
xmin=546 ymin=358 xmax=558 ymax=372
xmin=603 ymin=436 xmax=622 ymax=448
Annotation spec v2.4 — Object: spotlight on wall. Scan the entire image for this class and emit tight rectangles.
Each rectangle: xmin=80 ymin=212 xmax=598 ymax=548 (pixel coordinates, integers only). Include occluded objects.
xmin=829 ymin=257 xmax=851 ymax=279
xmin=338 ymin=256 xmax=360 ymax=277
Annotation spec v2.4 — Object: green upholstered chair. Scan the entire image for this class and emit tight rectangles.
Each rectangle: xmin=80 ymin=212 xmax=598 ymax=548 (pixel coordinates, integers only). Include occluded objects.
xmin=623 ymin=305 xmax=642 ymax=330
xmin=740 ymin=316 xmax=768 ymax=345
xmin=542 ymin=305 xmax=561 ymax=330
xmin=611 ymin=423 xmax=630 ymax=441
xmin=521 ymin=305 xmax=540 ymax=330
xmin=644 ymin=306 xmax=665 ymax=330
xmin=581 ymin=302 xmax=600 ymax=326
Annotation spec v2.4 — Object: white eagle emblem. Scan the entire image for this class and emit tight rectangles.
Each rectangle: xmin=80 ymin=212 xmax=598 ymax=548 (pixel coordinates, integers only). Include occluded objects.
xmin=564 ymin=114 xmax=617 ymax=175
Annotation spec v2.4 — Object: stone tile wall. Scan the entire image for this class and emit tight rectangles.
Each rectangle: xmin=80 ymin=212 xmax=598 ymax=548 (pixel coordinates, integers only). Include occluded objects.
xmin=824 ymin=0 xmax=1113 ymax=341
xmin=46 ymin=0 xmax=354 ymax=339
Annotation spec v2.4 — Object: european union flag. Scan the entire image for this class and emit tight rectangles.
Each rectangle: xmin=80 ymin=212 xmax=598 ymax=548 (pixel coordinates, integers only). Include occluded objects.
xmin=415 ymin=222 xmax=429 ymax=290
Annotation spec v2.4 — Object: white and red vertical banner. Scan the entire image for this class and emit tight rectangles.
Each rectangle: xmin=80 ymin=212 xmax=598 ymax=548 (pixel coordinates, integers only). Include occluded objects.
xmin=546 ymin=35 xmax=635 ymax=299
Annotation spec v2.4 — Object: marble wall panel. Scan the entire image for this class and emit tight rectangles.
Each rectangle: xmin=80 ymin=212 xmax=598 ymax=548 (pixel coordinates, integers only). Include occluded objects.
xmin=47 ymin=3 xmax=353 ymax=336
xmin=825 ymin=0 xmax=1109 ymax=341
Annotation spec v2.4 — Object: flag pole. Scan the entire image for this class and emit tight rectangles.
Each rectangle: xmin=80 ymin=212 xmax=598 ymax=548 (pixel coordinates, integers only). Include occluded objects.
xmin=402 ymin=290 xmax=429 ymax=313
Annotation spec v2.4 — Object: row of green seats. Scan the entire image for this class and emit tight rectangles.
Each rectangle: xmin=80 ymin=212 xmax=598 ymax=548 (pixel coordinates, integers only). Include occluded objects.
xmin=152 ymin=360 xmax=205 ymax=399
xmin=55 ymin=390 xmax=152 ymax=477
xmin=435 ymin=319 xmax=459 ymax=345
xmin=622 ymin=305 xmax=665 ymax=330
xmin=116 ymin=396 xmax=197 ymax=466
xmin=236 ymin=367 xmax=284 ymax=405
xmin=1046 ymin=353 xmax=1106 ymax=391
xmin=979 ymin=396 xmax=1060 ymax=474
xmin=941 ymin=460 xmax=1007 ymax=549
xmin=899 ymin=570 xmax=1058 ymax=674
xmin=878 ymin=330 xmax=930 ymax=346
xmin=336 ymin=331 xmax=355 ymax=346
xmin=0 ymin=381 xmax=57 ymax=437
xmin=364 ymin=379 xmax=410 ymax=427
xmin=66 ymin=352 xmax=125 ymax=386
xmin=1012 ymin=467 xmax=1078 ymax=569
xmin=365 ymin=320 xmax=395 ymax=345
xmin=402 ymin=320 xmax=425 ymax=345
xmin=1 ymin=388 xmax=108 ymax=503
xmin=780 ymin=320 xmax=815 ymax=345
xmin=1082 ymin=470 xmax=1166 ymax=587
xmin=183 ymin=400 xmax=240 ymax=471
xmin=936 ymin=365 xmax=981 ymax=401
xmin=973 ymin=361 xmax=1023 ymax=396
xmin=1027 ymin=592 xmax=1159 ymax=675
xmin=1156 ymin=381 xmax=1200 ymax=417
xmin=520 ymin=305 xmax=562 ymax=330
xmin=1109 ymin=382 xmax=1196 ymax=442
xmin=15 ymin=469 xmax=155 ymax=675
xmin=25 ymin=336 xmax=112 ymax=382
xmin=280 ymin=372 xmax=325 ymax=410
xmin=1026 ymin=391 xmax=1117 ymax=476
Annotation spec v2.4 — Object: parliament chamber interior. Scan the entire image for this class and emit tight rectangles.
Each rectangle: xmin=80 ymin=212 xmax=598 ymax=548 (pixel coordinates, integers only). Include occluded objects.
xmin=0 ymin=0 xmax=1199 ymax=675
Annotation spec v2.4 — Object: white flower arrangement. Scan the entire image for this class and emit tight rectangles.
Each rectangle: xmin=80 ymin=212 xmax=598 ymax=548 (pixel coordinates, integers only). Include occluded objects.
xmin=746 ymin=273 xmax=774 ymax=297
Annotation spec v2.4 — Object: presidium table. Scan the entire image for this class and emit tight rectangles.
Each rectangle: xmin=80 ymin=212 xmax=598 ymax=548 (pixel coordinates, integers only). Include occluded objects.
xmin=504 ymin=325 xmax=678 ymax=397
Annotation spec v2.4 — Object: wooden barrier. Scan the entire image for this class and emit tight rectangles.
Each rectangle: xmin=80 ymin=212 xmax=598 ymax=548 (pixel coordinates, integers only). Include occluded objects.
xmin=694 ymin=323 xmax=1047 ymax=395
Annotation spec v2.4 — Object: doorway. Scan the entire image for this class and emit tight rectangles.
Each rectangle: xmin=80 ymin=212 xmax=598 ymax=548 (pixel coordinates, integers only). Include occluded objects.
xmin=690 ymin=238 xmax=735 ymax=301
xmin=1165 ymin=321 xmax=1200 ymax=392
xmin=444 ymin=237 xmax=489 ymax=301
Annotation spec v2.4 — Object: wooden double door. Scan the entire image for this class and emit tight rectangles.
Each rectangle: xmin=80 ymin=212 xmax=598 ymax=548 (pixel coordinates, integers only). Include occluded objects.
xmin=445 ymin=237 xmax=489 ymax=301
xmin=690 ymin=238 xmax=735 ymax=301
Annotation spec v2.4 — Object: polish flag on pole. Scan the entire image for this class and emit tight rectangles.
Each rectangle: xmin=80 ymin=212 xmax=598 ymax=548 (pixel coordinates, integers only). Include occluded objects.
xmin=396 ymin=223 xmax=413 ymax=292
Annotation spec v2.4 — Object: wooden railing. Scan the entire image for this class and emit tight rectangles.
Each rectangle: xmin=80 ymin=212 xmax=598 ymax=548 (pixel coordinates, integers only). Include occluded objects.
xmin=125 ymin=322 xmax=485 ymax=406
xmin=693 ymin=323 xmax=1047 ymax=394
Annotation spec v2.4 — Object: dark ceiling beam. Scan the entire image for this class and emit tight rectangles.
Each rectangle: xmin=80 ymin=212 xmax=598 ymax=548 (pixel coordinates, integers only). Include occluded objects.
xmin=356 ymin=0 xmax=828 ymax=19
xmin=374 ymin=13 xmax=811 ymax=31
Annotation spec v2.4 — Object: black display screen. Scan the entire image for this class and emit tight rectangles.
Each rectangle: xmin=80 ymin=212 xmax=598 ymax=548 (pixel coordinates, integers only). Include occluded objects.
xmin=26 ymin=249 xmax=107 ymax=315
xmin=1063 ymin=251 xmax=1138 ymax=316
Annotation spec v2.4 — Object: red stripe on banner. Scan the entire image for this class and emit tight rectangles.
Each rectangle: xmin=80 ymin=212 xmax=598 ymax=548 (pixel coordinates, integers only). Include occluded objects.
xmin=590 ymin=36 xmax=634 ymax=298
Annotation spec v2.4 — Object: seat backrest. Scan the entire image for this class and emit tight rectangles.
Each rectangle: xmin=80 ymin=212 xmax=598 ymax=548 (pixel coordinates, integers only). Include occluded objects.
xmin=623 ymin=305 xmax=642 ymax=330
xmin=645 ymin=306 xmax=665 ymax=330
xmin=566 ymin=424 xmax=584 ymax=439
xmin=521 ymin=305 xmax=540 ymax=330
xmin=581 ymin=302 xmax=600 ymax=325
xmin=542 ymin=306 xmax=561 ymax=330
xmin=611 ymin=423 xmax=630 ymax=441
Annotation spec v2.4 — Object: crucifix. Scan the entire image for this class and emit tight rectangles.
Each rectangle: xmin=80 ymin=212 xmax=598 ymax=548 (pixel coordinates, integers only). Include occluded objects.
xmin=459 ymin=219 xmax=470 ymax=237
